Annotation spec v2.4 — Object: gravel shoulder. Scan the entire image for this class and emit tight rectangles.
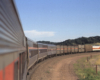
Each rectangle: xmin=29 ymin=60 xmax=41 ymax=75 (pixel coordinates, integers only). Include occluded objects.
xmin=29 ymin=52 xmax=100 ymax=80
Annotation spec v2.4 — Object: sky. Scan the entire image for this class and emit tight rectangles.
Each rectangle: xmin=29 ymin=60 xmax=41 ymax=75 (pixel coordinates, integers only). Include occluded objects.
xmin=15 ymin=0 xmax=100 ymax=42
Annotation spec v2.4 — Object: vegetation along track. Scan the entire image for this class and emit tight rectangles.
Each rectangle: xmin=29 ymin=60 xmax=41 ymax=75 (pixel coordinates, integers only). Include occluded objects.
xmin=28 ymin=52 xmax=100 ymax=80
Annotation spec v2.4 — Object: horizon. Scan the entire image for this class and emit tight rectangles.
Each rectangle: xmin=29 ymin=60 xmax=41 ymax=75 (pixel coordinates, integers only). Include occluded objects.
xmin=15 ymin=0 xmax=100 ymax=42
xmin=37 ymin=35 xmax=100 ymax=43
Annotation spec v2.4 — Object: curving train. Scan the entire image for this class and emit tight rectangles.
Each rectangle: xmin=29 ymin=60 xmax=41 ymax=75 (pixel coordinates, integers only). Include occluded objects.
xmin=0 ymin=0 xmax=100 ymax=80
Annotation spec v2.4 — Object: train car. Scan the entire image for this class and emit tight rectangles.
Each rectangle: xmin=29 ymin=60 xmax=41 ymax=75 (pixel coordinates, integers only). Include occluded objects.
xmin=74 ymin=45 xmax=78 ymax=53
xmin=47 ymin=44 xmax=56 ymax=56
xmin=0 ymin=0 xmax=27 ymax=80
xmin=71 ymin=46 xmax=75 ymax=53
xmin=61 ymin=45 xmax=64 ymax=54
xmin=78 ymin=45 xmax=85 ymax=52
xmin=85 ymin=45 xmax=92 ymax=52
xmin=48 ymin=44 xmax=53 ymax=56
xmin=67 ymin=46 xmax=71 ymax=53
xmin=27 ymin=38 xmax=38 ymax=70
xmin=38 ymin=43 xmax=48 ymax=60
xmin=81 ymin=45 xmax=85 ymax=52
xmin=63 ymin=45 xmax=67 ymax=54
xmin=57 ymin=45 xmax=61 ymax=55
xmin=78 ymin=45 xmax=82 ymax=52
xmin=51 ymin=45 xmax=57 ymax=56
xmin=92 ymin=46 xmax=100 ymax=51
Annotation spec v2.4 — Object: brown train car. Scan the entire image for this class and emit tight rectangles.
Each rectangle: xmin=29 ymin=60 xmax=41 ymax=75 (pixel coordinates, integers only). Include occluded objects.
xmin=57 ymin=45 xmax=61 ymax=55
xmin=71 ymin=46 xmax=75 ymax=53
xmin=78 ymin=45 xmax=85 ymax=52
xmin=67 ymin=46 xmax=71 ymax=53
xmin=61 ymin=45 xmax=64 ymax=54
xmin=81 ymin=45 xmax=85 ymax=52
xmin=74 ymin=46 xmax=78 ymax=53
xmin=78 ymin=45 xmax=82 ymax=52
xmin=63 ymin=46 xmax=67 ymax=53
xmin=85 ymin=45 xmax=92 ymax=52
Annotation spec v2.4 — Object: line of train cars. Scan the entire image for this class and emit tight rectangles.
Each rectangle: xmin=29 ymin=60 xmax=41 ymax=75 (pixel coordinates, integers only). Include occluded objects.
xmin=0 ymin=0 xmax=100 ymax=80
xmin=27 ymin=40 xmax=100 ymax=71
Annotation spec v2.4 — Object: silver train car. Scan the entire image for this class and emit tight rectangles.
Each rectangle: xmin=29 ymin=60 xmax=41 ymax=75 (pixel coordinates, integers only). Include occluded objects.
xmin=38 ymin=43 xmax=48 ymax=60
xmin=27 ymin=38 xmax=38 ymax=70
xmin=0 ymin=0 xmax=27 ymax=80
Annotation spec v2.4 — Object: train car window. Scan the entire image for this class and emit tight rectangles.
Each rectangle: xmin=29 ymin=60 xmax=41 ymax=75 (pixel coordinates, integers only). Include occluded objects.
xmin=22 ymin=52 xmax=25 ymax=77
xmin=39 ymin=49 xmax=47 ymax=53
xmin=43 ymin=45 xmax=47 ymax=48
xmin=29 ymin=50 xmax=38 ymax=57
xmin=33 ymin=44 xmax=38 ymax=47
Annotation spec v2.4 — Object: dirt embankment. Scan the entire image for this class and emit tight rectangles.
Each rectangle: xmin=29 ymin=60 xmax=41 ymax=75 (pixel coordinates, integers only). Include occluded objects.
xmin=29 ymin=52 xmax=100 ymax=80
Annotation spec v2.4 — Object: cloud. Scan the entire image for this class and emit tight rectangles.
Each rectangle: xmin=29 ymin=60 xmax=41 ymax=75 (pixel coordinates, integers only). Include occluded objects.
xmin=24 ymin=30 xmax=55 ymax=39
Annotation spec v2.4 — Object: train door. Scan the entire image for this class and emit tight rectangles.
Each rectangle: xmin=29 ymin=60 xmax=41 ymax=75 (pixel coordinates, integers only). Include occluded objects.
xmin=0 ymin=54 xmax=4 ymax=80
xmin=14 ymin=61 xmax=18 ymax=80
xmin=19 ymin=53 xmax=22 ymax=80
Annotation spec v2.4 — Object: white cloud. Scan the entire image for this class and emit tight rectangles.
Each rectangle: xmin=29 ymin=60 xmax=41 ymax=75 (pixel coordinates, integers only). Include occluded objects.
xmin=24 ymin=30 xmax=55 ymax=40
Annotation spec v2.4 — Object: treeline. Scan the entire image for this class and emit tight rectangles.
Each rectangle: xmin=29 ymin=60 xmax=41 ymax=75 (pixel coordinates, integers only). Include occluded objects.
xmin=37 ymin=36 xmax=100 ymax=45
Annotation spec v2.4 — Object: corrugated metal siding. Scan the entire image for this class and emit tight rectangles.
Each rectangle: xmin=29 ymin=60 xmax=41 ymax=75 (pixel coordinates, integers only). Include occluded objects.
xmin=85 ymin=45 xmax=92 ymax=52
xmin=0 ymin=0 xmax=26 ymax=54
xmin=68 ymin=46 xmax=71 ymax=53
xmin=27 ymin=39 xmax=38 ymax=68
xmin=52 ymin=46 xmax=56 ymax=54
xmin=64 ymin=46 xmax=67 ymax=53
xmin=71 ymin=46 xmax=75 ymax=53
xmin=92 ymin=46 xmax=100 ymax=51
xmin=61 ymin=46 xmax=63 ymax=54
xmin=57 ymin=45 xmax=60 ymax=54
xmin=38 ymin=43 xmax=48 ymax=59
xmin=78 ymin=45 xmax=85 ymax=52
xmin=48 ymin=45 xmax=52 ymax=55
xmin=74 ymin=46 xmax=78 ymax=52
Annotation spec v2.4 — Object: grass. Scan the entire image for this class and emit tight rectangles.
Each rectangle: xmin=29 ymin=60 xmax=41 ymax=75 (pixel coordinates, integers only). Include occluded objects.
xmin=74 ymin=55 xmax=100 ymax=80
xmin=86 ymin=42 xmax=100 ymax=46
xmin=46 ymin=70 xmax=50 ymax=73
xmin=48 ymin=66 xmax=52 ymax=68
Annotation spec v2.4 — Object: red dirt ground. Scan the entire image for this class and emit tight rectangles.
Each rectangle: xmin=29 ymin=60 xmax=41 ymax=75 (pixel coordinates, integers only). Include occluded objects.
xmin=28 ymin=52 xmax=100 ymax=80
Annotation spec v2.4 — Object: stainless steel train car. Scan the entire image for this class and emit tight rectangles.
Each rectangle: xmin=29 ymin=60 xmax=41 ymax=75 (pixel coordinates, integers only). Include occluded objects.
xmin=92 ymin=46 xmax=100 ymax=51
xmin=51 ymin=45 xmax=57 ymax=56
xmin=0 ymin=0 xmax=27 ymax=80
xmin=38 ymin=43 xmax=48 ymax=60
xmin=48 ymin=44 xmax=53 ymax=56
xmin=27 ymin=38 xmax=38 ymax=70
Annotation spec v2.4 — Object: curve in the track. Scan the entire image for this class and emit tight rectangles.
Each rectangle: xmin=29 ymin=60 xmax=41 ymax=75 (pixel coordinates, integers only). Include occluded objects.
xmin=29 ymin=52 xmax=100 ymax=80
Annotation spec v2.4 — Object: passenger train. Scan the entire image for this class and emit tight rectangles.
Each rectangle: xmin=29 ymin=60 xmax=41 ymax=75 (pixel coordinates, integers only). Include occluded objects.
xmin=0 ymin=0 xmax=100 ymax=80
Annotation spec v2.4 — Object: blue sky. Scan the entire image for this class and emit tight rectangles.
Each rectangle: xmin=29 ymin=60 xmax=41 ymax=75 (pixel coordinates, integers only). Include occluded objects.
xmin=15 ymin=0 xmax=100 ymax=42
